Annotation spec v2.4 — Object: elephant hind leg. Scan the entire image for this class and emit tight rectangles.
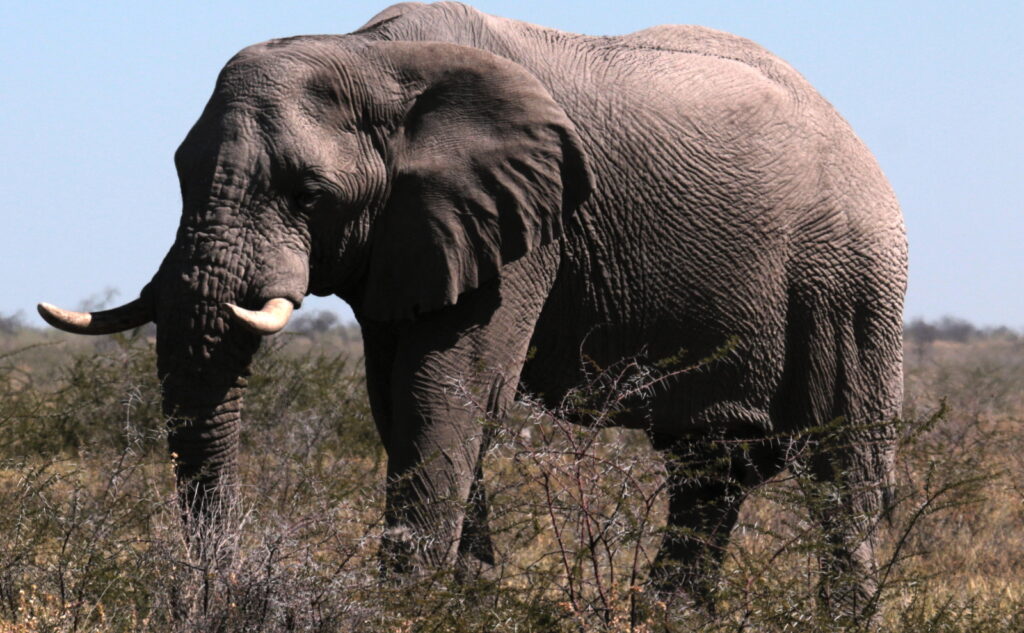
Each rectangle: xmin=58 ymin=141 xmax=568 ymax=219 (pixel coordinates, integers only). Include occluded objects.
xmin=799 ymin=422 xmax=895 ymax=623
xmin=779 ymin=299 xmax=902 ymax=621
xmin=647 ymin=431 xmax=785 ymax=609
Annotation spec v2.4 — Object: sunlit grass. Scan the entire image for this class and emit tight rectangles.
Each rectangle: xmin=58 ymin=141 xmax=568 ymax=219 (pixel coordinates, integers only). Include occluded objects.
xmin=0 ymin=322 xmax=1021 ymax=631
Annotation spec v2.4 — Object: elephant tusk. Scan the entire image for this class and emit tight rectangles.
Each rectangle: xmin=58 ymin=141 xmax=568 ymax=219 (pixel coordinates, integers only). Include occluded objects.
xmin=37 ymin=298 xmax=154 ymax=335
xmin=224 ymin=298 xmax=294 ymax=335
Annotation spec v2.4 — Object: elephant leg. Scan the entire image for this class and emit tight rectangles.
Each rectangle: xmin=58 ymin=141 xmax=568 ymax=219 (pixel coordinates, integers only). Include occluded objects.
xmin=647 ymin=431 xmax=784 ymax=609
xmin=797 ymin=420 xmax=895 ymax=623
xmin=781 ymin=302 xmax=901 ymax=622
xmin=457 ymin=427 xmax=496 ymax=571
xmin=374 ymin=246 xmax=559 ymax=576
xmin=647 ymin=432 xmax=744 ymax=607
xmin=380 ymin=408 xmax=485 ymax=574
xmin=362 ymin=320 xmax=472 ymax=575
xmin=362 ymin=321 xmax=497 ymax=577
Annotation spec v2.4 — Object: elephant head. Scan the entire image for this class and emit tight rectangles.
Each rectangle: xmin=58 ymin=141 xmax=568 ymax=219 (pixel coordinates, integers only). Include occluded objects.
xmin=39 ymin=36 xmax=590 ymax=521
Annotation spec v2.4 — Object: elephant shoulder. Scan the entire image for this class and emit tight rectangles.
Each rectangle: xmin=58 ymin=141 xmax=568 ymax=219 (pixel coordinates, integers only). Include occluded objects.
xmin=619 ymin=25 xmax=814 ymax=98
xmin=355 ymin=3 xmax=429 ymax=32
xmin=356 ymin=2 xmax=483 ymax=36
xmin=355 ymin=2 xmax=486 ymax=39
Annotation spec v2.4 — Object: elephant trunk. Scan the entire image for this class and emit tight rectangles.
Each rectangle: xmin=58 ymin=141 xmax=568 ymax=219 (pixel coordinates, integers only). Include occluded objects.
xmin=151 ymin=214 xmax=308 ymax=525
xmin=163 ymin=372 xmax=250 ymax=521
xmin=158 ymin=303 xmax=261 ymax=525
xmin=153 ymin=231 xmax=265 ymax=525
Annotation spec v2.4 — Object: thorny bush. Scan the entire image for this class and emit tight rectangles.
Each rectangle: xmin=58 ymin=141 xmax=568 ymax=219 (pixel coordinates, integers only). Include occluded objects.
xmin=0 ymin=328 xmax=1022 ymax=631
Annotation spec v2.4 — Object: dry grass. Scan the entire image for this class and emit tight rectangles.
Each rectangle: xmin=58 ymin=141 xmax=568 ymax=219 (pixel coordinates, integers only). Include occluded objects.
xmin=1 ymin=324 xmax=1021 ymax=632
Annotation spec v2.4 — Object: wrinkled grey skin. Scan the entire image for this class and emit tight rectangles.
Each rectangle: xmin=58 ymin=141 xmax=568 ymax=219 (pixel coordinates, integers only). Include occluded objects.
xmin=52 ymin=2 xmax=906 ymax=617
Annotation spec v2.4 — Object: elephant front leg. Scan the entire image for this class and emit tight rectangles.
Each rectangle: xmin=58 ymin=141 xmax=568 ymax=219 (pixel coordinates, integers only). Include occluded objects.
xmin=380 ymin=407 xmax=486 ymax=575
xmin=373 ymin=251 xmax=558 ymax=578
xmin=457 ymin=433 xmax=496 ymax=573
xmin=377 ymin=395 xmax=498 ymax=580
xmin=361 ymin=320 xmax=497 ymax=577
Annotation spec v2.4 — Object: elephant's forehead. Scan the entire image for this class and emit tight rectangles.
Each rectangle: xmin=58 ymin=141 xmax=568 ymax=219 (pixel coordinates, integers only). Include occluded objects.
xmin=216 ymin=55 xmax=307 ymax=106
xmin=216 ymin=58 xmax=356 ymax=130
xmin=222 ymin=38 xmax=392 ymax=113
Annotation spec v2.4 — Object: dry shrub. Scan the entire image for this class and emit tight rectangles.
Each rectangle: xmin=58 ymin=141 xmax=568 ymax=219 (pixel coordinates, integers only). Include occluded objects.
xmin=0 ymin=330 xmax=1021 ymax=631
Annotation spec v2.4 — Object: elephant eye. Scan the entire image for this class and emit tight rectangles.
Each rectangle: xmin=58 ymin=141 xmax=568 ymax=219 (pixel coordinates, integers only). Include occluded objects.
xmin=294 ymin=190 xmax=322 ymax=212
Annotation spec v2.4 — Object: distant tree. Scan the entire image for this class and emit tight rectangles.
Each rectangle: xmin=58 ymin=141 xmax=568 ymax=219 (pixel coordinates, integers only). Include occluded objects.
xmin=337 ymin=322 xmax=363 ymax=344
xmin=934 ymin=316 xmax=977 ymax=343
xmin=982 ymin=325 xmax=1020 ymax=342
xmin=905 ymin=318 xmax=939 ymax=346
xmin=0 ymin=311 xmax=24 ymax=335
xmin=77 ymin=287 xmax=120 ymax=312
xmin=288 ymin=310 xmax=340 ymax=335
xmin=903 ymin=316 xmax=1016 ymax=345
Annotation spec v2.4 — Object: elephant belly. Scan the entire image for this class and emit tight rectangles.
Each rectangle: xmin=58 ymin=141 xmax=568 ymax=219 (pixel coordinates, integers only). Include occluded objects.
xmin=520 ymin=268 xmax=786 ymax=436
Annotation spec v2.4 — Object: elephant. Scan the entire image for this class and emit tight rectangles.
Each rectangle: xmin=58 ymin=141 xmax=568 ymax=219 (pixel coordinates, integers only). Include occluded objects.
xmin=39 ymin=1 xmax=907 ymax=618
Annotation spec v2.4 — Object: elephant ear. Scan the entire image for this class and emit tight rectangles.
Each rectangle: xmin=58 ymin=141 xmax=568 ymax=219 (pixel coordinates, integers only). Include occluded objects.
xmin=361 ymin=41 xmax=591 ymax=321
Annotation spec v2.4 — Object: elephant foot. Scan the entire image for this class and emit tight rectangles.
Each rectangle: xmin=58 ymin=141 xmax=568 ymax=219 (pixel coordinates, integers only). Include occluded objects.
xmin=454 ymin=548 xmax=499 ymax=588
xmin=817 ymin=570 xmax=880 ymax=628
xmin=377 ymin=525 xmax=423 ymax=581
xmin=630 ymin=575 xmax=710 ymax=631
xmin=453 ymin=556 xmax=500 ymax=610
xmin=455 ymin=481 xmax=498 ymax=586
xmin=378 ymin=525 xmax=490 ymax=583
xmin=646 ymin=560 xmax=719 ymax=616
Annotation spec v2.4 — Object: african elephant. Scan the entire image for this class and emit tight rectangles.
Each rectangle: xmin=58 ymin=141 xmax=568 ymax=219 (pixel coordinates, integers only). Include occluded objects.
xmin=39 ymin=1 xmax=906 ymax=618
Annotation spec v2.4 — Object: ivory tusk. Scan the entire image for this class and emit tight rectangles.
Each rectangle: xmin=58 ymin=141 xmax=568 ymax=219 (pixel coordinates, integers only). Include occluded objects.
xmin=37 ymin=298 xmax=153 ymax=335
xmin=224 ymin=298 xmax=294 ymax=335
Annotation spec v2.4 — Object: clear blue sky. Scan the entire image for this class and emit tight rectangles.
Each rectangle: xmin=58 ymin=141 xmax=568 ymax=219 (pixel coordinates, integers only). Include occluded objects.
xmin=4 ymin=1 xmax=1022 ymax=328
